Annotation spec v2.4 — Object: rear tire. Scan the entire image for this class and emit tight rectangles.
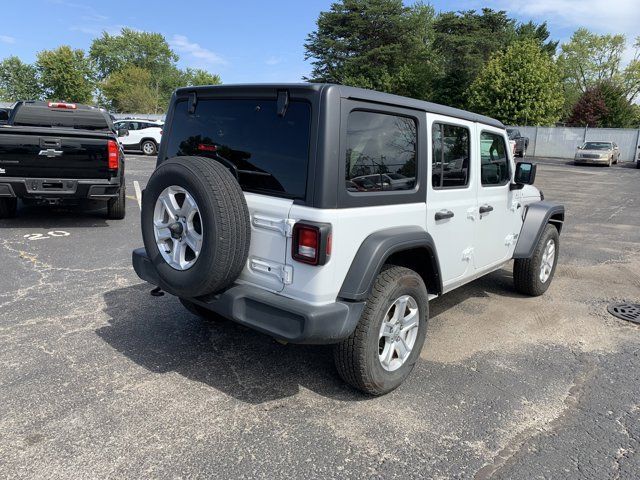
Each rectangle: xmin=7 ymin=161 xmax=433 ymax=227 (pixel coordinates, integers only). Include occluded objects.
xmin=513 ymin=224 xmax=559 ymax=296
xmin=106 ymin=186 xmax=126 ymax=220
xmin=141 ymin=140 xmax=157 ymax=156
xmin=0 ymin=198 xmax=17 ymax=218
xmin=334 ymin=266 xmax=428 ymax=396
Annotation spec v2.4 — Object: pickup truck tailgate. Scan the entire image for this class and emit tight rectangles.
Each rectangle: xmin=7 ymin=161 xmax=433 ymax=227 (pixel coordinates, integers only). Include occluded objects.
xmin=0 ymin=129 xmax=113 ymax=179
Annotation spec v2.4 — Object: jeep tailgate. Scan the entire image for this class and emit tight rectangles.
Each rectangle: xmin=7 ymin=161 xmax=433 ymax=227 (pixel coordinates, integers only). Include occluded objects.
xmin=0 ymin=127 xmax=115 ymax=179
xmin=237 ymin=193 xmax=293 ymax=293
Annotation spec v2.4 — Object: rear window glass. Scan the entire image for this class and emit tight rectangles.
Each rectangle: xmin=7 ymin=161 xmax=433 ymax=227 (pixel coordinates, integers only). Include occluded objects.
xmin=12 ymin=104 xmax=111 ymax=130
xmin=165 ymin=98 xmax=311 ymax=199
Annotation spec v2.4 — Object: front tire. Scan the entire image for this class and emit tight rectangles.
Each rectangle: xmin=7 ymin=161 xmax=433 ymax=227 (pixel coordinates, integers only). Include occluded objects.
xmin=141 ymin=140 xmax=157 ymax=156
xmin=513 ymin=224 xmax=559 ymax=296
xmin=0 ymin=198 xmax=17 ymax=218
xmin=334 ymin=266 xmax=428 ymax=396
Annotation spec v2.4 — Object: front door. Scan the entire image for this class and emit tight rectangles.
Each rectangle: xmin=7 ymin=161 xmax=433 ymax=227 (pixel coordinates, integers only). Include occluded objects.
xmin=474 ymin=126 xmax=520 ymax=270
xmin=427 ymin=115 xmax=477 ymax=289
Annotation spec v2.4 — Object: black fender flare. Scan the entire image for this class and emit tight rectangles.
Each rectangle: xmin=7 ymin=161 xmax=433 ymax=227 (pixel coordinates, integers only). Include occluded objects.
xmin=513 ymin=201 xmax=565 ymax=259
xmin=338 ymin=226 xmax=442 ymax=301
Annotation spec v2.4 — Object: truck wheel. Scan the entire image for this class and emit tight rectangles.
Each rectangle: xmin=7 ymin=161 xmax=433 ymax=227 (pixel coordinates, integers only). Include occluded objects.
xmin=513 ymin=224 xmax=559 ymax=296
xmin=179 ymin=298 xmax=224 ymax=322
xmin=0 ymin=198 xmax=17 ymax=218
xmin=334 ymin=266 xmax=428 ymax=396
xmin=141 ymin=156 xmax=250 ymax=298
xmin=141 ymin=140 xmax=157 ymax=156
xmin=106 ymin=186 xmax=126 ymax=220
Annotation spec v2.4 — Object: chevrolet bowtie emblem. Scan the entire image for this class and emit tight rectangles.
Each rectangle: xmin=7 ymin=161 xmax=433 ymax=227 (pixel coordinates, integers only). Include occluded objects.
xmin=38 ymin=149 xmax=63 ymax=158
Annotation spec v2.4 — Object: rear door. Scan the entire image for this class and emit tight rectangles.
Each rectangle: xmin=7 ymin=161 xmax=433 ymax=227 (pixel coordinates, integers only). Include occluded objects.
xmin=161 ymin=95 xmax=313 ymax=293
xmin=427 ymin=114 xmax=477 ymax=290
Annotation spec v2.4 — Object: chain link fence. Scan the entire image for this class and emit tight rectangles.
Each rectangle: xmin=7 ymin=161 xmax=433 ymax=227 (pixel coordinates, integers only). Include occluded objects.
xmin=512 ymin=125 xmax=640 ymax=162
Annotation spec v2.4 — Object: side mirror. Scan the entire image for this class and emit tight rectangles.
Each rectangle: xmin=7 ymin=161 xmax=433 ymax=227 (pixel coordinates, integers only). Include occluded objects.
xmin=514 ymin=162 xmax=537 ymax=185
xmin=0 ymin=109 xmax=9 ymax=122
xmin=577 ymin=145 xmax=583 ymax=150
xmin=116 ymin=126 xmax=129 ymax=137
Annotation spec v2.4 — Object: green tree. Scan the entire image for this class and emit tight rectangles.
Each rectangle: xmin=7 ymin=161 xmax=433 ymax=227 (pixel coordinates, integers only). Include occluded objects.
xmin=181 ymin=68 xmax=222 ymax=87
xmin=467 ymin=40 xmax=563 ymax=125
xmin=304 ymin=0 xmax=439 ymax=100
xmin=515 ymin=21 xmax=558 ymax=56
xmin=0 ymin=56 xmax=42 ymax=101
xmin=89 ymin=28 xmax=178 ymax=80
xmin=431 ymin=10 xmax=558 ymax=109
xmin=433 ymin=9 xmax=511 ymax=108
xmin=598 ymin=81 xmax=638 ymax=128
xmin=36 ymin=46 xmax=94 ymax=103
xmin=101 ymin=65 xmax=157 ymax=113
xmin=559 ymin=28 xmax=640 ymax=101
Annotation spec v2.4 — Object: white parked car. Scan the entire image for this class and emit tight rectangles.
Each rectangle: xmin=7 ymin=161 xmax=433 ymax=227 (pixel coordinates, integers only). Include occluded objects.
xmin=132 ymin=85 xmax=565 ymax=395
xmin=114 ymin=119 xmax=163 ymax=156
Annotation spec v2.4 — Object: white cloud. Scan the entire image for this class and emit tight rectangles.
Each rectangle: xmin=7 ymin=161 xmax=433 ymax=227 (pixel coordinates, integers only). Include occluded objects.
xmin=488 ymin=0 xmax=639 ymax=63
xmin=0 ymin=35 xmax=16 ymax=44
xmin=170 ymin=34 xmax=227 ymax=67
xmin=70 ymin=24 xmax=129 ymax=36
xmin=265 ymin=56 xmax=283 ymax=66
xmin=509 ymin=0 xmax=637 ymax=34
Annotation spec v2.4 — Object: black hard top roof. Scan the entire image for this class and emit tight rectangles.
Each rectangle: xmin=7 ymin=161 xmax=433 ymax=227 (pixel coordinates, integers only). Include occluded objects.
xmin=175 ymin=83 xmax=505 ymax=129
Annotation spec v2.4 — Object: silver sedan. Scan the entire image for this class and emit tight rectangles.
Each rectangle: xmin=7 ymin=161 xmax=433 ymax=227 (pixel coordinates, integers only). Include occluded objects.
xmin=574 ymin=141 xmax=620 ymax=167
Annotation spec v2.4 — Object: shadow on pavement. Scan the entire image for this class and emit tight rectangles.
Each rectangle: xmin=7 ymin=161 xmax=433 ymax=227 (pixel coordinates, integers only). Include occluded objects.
xmin=99 ymin=283 xmax=366 ymax=404
xmin=0 ymin=201 xmax=110 ymax=229
xmin=98 ymin=267 xmax=524 ymax=404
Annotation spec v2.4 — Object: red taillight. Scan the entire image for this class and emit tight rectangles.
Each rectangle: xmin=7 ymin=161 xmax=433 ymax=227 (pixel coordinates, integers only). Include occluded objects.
xmin=292 ymin=222 xmax=331 ymax=266
xmin=197 ymin=143 xmax=217 ymax=152
xmin=107 ymin=140 xmax=119 ymax=170
xmin=48 ymin=101 xmax=76 ymax=109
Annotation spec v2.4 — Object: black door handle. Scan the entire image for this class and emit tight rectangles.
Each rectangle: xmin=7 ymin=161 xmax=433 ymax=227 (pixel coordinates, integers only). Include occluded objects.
xmin=479 ymin=205 xmax=494 ymax=214
xmin=435 ymin=209 xmax=454 ymax=221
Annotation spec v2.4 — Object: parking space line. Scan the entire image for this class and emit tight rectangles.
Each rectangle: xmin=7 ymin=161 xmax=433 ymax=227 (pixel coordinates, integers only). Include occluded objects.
xmin=133 ymin=181 xmax=142 ymax=210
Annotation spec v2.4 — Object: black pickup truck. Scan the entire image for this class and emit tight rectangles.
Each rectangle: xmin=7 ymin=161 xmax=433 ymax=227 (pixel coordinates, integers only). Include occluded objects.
xmin=0 ymin=101 xmax=126 ymax=219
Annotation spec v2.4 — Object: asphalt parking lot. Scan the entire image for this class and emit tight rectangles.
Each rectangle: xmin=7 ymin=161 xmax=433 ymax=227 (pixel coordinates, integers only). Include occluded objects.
xmin=1 ymin=155 xmax=639 ymax=479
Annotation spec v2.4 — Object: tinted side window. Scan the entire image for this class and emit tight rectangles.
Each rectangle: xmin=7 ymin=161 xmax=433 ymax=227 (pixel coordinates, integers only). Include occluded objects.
xmin=431 ymin=123 xmax=470 ymax=188
xmin=480 ymin=131 xmax=510 ymax=186
xmin=345 ymin=111 xmax=417 ymax=193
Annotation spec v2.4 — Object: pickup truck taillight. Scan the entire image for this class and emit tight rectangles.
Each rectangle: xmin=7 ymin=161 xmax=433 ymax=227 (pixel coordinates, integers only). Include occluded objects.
xmin=107 ymin=140 xmax=119 ymax=171
xmin=292 ymin=221 xmax=332 ymax=266
xmin=48 ymin=101 xmax=77 ymax=109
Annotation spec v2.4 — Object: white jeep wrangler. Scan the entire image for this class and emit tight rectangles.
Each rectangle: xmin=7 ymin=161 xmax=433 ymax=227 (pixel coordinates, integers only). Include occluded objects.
xmin=132 ymin=84 xmax=565 ymax=395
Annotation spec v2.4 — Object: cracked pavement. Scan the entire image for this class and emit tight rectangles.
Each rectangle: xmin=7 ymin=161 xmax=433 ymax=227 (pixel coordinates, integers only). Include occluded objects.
xmin=0 ymin=156 xmax=639 ymax=479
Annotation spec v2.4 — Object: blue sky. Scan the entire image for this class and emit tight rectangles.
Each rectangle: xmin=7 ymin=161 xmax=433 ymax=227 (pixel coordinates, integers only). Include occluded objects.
xmin=0 ymin=0 xmax=636 ymax=83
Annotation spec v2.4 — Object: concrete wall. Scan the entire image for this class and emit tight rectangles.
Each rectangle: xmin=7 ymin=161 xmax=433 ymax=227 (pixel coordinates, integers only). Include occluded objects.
xmin=512 ymin=126 xmax=640 ymax=162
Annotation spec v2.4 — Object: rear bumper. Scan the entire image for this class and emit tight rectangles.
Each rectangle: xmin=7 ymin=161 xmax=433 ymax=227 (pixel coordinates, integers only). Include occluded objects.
xmin=0 ymin=176 xmax=121 ymax=200
xmin=132 ymin=248 xmax=364 ymax=345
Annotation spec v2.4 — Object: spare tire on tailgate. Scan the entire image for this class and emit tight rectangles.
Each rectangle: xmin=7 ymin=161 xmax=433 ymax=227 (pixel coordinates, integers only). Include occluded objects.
xmin=141 ymin=156 xmax=250 ymax=297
